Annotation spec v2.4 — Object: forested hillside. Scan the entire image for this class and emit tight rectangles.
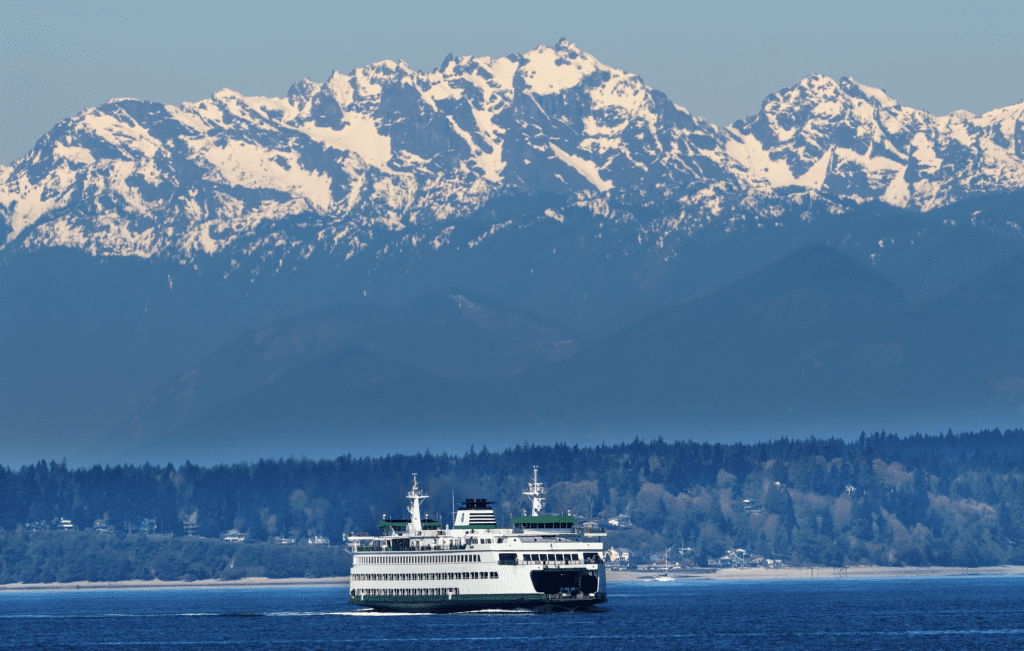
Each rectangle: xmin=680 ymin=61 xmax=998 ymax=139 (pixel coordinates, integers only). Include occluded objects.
xmin=2 ymin=429 xmax=1023 ymax=583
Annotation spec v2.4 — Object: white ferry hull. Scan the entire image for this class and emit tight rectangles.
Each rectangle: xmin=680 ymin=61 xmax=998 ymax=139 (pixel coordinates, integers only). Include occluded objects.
xmin=349 ymin=555 xmax=607 ymax=613
xmin=348 ymin=472 xmax=608 ymax=613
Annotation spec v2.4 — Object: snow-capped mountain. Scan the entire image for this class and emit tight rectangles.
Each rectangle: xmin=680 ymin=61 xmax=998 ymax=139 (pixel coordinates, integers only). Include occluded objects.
xmin=728 ymin=74 xmax=1024 ymax=210
xmin=2 ymin=39 xmax=1021 ymax=267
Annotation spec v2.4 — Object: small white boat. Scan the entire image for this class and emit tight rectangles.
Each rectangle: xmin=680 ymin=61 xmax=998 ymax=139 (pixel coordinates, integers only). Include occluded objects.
xmin=653 ymin=547 xmax=674 ymax=581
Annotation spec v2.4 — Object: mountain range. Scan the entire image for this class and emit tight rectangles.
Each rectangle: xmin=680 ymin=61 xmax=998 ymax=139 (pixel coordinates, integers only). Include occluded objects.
xmin=1 ymin=40 xmax=1022 ymax=466
xmin=3 ymin=39 xmax=1023 ymax=263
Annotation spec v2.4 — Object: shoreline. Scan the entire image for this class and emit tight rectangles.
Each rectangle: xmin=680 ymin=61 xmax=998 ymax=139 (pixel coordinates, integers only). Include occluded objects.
xmin=3 ymin=565 xmax=1023 ymax=591
xmin=607 ymin=564 xmax=1024 ymax=582
xmin=0 ymin=576 xmax=350 ymax=592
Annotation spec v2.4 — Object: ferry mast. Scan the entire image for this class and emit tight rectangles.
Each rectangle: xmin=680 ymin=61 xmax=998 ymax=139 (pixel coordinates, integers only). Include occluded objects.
xmin=406 ymin=473 xmax=428 ymax=533
xmin=523 ymin=466 xmax=546 ymax=516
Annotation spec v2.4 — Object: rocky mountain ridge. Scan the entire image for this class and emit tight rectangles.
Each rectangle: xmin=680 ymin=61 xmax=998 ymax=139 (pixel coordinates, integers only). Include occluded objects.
xmin=2 ymin=40 xmax=1022 ymax=271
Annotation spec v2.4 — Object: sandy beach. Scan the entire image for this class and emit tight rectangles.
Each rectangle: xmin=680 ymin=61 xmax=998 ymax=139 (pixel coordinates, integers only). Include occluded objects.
xmin=3 ymin=566 xmax=1023 ymax=591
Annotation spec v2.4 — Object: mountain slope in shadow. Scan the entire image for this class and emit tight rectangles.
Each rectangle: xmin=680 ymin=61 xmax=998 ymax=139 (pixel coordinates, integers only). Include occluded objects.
xmin=130 ymin=245 xmax=1024 ymax=462
xmin=104 ymin=290 xmax=579 ymax=460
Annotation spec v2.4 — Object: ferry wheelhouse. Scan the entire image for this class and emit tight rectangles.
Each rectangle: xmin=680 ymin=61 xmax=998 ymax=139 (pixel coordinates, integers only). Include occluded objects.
xmin=348 ymin=468 xmax=607 ymax=613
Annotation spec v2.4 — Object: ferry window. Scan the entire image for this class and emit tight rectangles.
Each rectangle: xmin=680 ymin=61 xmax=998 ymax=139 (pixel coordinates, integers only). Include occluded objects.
xmin=556 ymin=554 xmax=564 ymax=561
xmin=572 ymin=554 xmax=579 ymax=560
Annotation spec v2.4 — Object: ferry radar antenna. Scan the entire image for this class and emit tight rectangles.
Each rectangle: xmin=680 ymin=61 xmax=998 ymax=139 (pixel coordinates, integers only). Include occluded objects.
xmin=523 ymin=466 xmax=546 ymax=517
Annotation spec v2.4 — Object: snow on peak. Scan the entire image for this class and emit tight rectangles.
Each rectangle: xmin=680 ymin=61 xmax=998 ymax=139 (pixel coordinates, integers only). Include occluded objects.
xmin=839 ymin=77 xmax=899 ymax=109
xmin=518 ymin=42 xmax=604 ymax=95
xmin=726 ymin=70 xmax=1024 ymax=210
xmin=2 ymin=40 xmax=1023 ymax=263
xmin=288 ymin=77 xmax=320 ymax=101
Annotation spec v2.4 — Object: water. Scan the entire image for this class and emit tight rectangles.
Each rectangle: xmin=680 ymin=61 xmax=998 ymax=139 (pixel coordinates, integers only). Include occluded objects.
xmin=2 ymin=576 xmax=1023 ymax=650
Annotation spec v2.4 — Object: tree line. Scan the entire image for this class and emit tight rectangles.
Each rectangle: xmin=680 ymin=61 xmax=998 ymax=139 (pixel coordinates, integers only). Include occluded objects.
xmin=0 ymin=532 xmax=349 ymax=584
xmin=1 ymin=428 xmax=1023 ymax=583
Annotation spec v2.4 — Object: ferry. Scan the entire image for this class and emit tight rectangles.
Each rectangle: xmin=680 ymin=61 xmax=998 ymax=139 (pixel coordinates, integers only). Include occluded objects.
xmin=347 ymin=468 xmax=607 ymax=612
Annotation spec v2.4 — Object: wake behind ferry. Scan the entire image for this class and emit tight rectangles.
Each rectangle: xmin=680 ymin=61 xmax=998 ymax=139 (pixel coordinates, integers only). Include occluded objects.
xmin=347 ymin=468 xmax=607 ymax=612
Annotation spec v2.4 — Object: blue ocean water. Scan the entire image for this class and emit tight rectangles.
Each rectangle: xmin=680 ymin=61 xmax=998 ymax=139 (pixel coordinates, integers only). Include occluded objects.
xmin=1 ymin=575 xmax=1022 ymax=650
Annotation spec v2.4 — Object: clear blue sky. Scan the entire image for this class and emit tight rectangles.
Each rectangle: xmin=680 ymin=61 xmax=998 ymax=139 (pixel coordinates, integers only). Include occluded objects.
xmin=2 ymin=0 xmax=1021 ymax=165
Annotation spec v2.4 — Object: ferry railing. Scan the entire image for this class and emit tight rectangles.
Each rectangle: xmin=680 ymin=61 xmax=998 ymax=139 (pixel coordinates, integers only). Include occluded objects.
xmin=367 ymin=543 xmax=469 ymax=553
